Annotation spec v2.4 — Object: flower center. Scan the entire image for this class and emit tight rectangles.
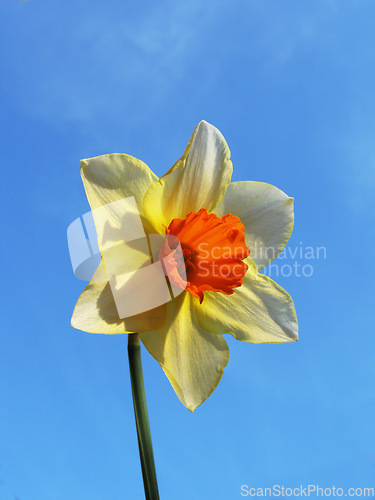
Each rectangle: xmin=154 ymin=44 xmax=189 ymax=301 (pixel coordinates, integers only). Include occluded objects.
xmin=158 ymin=208 xmax=250 ymax=303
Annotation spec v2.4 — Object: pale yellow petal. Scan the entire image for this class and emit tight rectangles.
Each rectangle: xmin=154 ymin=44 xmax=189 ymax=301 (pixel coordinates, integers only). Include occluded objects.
xmin=214 ymin=181 xmax=294 ymax=270
xmin=140 ymin=292 xmax=229 ymax=412
xmin=81 ymin=153 xmax=158 ymax=235
xmin=81 ymin=153 xmax=158 ymax=210
xmin=71 ymin=262 xmax=167 ymax=334
xmin=195 ymin=259 xmax=298 ymax=343
xmin=142 ymin=121 xmax=233 ymax=232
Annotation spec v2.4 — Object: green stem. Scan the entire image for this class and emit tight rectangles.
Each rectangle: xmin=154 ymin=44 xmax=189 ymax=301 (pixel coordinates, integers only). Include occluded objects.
xmin=128 ymin=333 xmax=160 ymax=500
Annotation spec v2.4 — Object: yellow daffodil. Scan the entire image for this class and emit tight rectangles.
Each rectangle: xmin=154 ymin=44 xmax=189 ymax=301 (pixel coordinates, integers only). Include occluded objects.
xmin=71 ymin=120 xmax=298 ymax=412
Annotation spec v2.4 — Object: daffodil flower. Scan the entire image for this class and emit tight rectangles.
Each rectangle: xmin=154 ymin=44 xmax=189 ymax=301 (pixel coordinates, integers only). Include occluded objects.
xmin=71 ymin=121 xmax=298 ymax=413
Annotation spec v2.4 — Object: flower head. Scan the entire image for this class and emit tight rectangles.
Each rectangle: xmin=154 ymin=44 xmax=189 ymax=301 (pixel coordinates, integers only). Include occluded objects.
xmin=71 ymin=121 xmax=298 ymax=412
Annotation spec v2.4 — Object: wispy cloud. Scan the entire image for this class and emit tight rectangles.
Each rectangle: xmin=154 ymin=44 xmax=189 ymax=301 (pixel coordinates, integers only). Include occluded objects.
xmin=0 ymin=0 xmax=216 ymax=124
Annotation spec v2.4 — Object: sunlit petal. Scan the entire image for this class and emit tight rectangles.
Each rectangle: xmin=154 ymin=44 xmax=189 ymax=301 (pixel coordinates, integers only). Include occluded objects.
xmin=71 ymin=262 xmax=167 ymax=334
xmin=195 ymin=259 xmax=298 ymax=343
xmin=143 ymin=121 xmax=232 ymax=232
xmin=214 ymin=181 xmax=294 ymax=270
xmin=140 ymin=292 xmax=229 ymax=412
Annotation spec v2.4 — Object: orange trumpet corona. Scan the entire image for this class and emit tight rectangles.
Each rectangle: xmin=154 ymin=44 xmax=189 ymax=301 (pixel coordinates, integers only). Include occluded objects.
xmin=159 ymin=208 xmax=250 ymax=303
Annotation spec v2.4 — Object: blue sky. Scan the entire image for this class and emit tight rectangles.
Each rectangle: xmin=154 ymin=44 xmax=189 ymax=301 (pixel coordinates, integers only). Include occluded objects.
xmin=1 ymin=0 xmax=375 ymax=498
